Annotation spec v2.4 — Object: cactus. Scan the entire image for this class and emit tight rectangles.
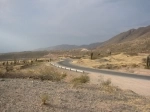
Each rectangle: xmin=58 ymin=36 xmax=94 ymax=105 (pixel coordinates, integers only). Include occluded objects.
xmin=147 ymin=55 xmax=150 ymax=68
xmin=91 ymin=52 xmax=93 ymax=60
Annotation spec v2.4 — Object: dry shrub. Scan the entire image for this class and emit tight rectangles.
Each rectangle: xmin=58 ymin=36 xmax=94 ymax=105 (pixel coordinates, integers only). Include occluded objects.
xmin=98 ymin=64 xmax=119 ymax=69
xmin=131 ymin=64 xmax=138 ymax=68
xmin=99 ymin=78 xmax=116 ymax=93
xmin=0 ymin=65 xmax=66 ymax=81
xmin=20 ymin=64 xmax=32 ymax=69
xmin=37 ymin=67 xmax=65 ymax=81
xmin=71 ymin=75 xmax=90 ymax=87
xmin=125 ymin=52 xmax=138 ymax=56
xmin=40 ymin=93 xmax=49 ymax=105
xmin=61 ymin=72 xmax=67 ymax=79
xmin=6 ymin=66 xmax=14 ymax=72
xmin=101 ymin=78 xmax=111 ymax=86
xmin=0 ymin=69 xmax=6 ymax=77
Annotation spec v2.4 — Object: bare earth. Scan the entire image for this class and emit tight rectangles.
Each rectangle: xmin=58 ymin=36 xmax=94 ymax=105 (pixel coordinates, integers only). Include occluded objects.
xmin=1 ymin=78 xmax=150 ymax=112
xmin=0 ymin=63 xmax=150 ymax=112
xmin=88 ymin=72 xmax=150 ymax=96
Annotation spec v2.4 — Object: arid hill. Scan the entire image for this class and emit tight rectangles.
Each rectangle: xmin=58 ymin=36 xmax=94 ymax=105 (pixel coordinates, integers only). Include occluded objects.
xmin=37 ymin=25 xmax=150 ymax=53
xmin=36 ymin=42 xmax=102 ymax=51
xmin=97 ymin=25 xmax=150 ymax=53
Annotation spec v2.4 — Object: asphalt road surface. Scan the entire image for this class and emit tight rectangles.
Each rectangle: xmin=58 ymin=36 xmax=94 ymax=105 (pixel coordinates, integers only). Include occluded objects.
xmin=58 ymin=59 xmax=150 ymax=80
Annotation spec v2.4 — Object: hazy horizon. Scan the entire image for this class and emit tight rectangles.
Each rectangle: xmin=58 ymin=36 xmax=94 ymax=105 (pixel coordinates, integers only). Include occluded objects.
xmin=1 ymin=0 xmax=150 ymax=53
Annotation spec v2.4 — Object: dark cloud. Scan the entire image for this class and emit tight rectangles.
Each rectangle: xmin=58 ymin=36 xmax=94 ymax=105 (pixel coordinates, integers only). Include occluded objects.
xmin=0 ymin=0 xmax=150 ymax=53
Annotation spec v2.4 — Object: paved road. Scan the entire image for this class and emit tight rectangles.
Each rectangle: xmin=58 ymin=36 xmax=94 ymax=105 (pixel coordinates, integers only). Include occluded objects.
xmin=58 ymin=59 xmax=150 ymax=80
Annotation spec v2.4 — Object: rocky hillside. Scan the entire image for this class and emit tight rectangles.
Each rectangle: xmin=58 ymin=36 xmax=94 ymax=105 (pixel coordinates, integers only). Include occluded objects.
xmin=97 ymin=25 xmax=150 ymax=53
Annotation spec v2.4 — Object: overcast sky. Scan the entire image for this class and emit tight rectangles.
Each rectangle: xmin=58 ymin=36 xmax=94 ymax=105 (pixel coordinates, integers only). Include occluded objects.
xmin=0 ymin=0 xmax=150 ymax=53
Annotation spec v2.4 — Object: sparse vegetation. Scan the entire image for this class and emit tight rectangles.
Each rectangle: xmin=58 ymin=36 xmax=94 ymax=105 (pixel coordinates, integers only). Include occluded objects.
xmin=40 ymin=93 xmax=49 ymax=105
xmin=125 ymin=52 xmax=138 ymax=56
xmin=38 ymin=67 xmax=65 ymax=81
xmin=5 ymin=66 xmax=13 ymax=72
xmin=101 ymin=78 xmax=111 ymax=86
xmin=98 ymin=78 xmax=117 ymax=93
xmin=0 ymin=53 xmax=150 ymax=111
xmin=0 ymin=51 xmax=49 ymax=61
xmin=71 ymin=75 xmax=89 ymax=87
xmin=0 ymin=60 xmax=67 ymax=82
xmin=73 ymin=52 xmax=150 ymax=75
xmin=1 ymin=78 xmax=150 ymax=112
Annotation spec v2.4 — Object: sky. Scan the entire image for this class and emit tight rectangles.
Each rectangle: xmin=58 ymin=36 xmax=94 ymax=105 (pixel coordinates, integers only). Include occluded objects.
xmin=0 ymin=0 xmax=150 ymax=53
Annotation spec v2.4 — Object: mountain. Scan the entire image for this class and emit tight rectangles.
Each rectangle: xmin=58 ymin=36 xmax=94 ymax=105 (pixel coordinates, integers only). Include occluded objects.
xmin=36 ymin=42 xmax=102 ymax=51
xmin=102 ymin=25 xmax=150 ymax=45
xmin=79 ymin=42 xmax=102 ymax=50
xmin=97 ymin=25 xmax=150 ymax=53
xmin=37 ymin=44 xmax=78 ymax=51
xmin=36 ymin=25 xmax=150 ymax=53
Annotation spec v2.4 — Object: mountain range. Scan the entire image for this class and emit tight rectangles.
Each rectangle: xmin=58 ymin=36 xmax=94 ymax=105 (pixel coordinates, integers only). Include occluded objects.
xmin=36 ymin=25 xmax=150 ymax=53
xmin=36 ymin=42 xmax=102 ymax=51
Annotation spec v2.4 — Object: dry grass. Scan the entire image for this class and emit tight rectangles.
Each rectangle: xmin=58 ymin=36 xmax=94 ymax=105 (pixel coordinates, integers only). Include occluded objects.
xmin=97 ymin=77 xmax=116 ymax=93
xmin=0 ymin=63 xmax=67 ymax=82
xmin=40 ymin=93 xmax=49 ymax=105
xmin=73 ymin=53 xmax=147 ymax=70
xmin=21 ymin=65 xmax=67 ymax=81
xmin=101 ymin=78 xmax=111 ymax=86
xmin=71 ymin=75 xmax=90 ymax=87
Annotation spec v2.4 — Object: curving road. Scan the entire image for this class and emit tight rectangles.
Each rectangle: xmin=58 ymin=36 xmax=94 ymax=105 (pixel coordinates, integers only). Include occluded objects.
xmin=58 ymin=59 xmax=150 ymax=80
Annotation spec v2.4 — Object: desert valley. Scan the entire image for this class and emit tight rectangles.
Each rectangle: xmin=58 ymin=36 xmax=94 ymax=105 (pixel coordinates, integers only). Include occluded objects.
xmin=0 ymin=25 xmax=150 ymax=112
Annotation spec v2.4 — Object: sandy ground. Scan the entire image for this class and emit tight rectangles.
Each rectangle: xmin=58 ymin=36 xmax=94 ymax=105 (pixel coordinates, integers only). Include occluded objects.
xmin=88 ymin=72 xmax=150 ymax=96
xmin=0 ymin=78 xmax=150 ymax=112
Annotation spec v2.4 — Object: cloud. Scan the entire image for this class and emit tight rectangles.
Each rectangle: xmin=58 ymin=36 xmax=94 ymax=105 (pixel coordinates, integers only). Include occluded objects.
xmin=0 ymin=0 xmax=150 ymax=53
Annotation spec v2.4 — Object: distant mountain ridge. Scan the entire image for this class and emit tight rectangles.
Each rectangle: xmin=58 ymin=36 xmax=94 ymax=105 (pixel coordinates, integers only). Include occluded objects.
xmin=36 ymin=42 xmax=102 ymax=51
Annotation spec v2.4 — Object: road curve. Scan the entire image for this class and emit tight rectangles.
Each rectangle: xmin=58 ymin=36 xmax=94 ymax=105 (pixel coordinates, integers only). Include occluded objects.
xmin=58 ymin=59 xmax=150 ymax=80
